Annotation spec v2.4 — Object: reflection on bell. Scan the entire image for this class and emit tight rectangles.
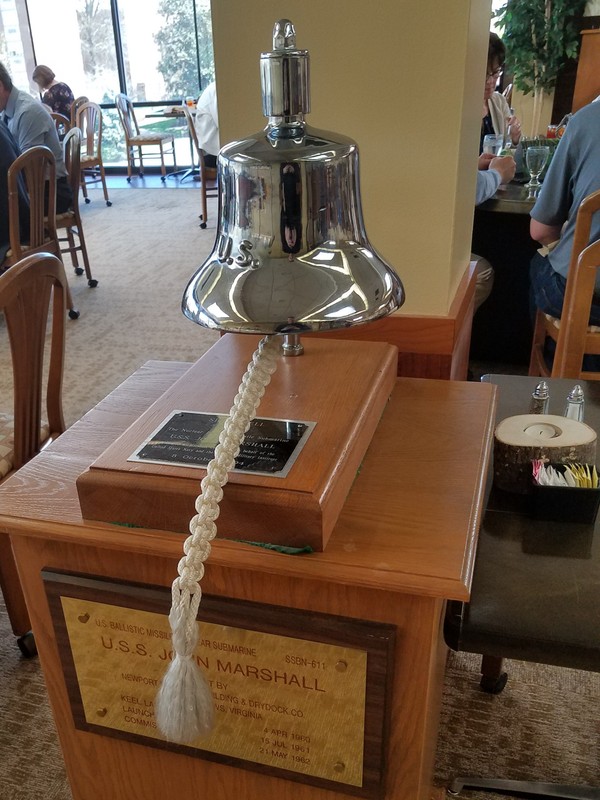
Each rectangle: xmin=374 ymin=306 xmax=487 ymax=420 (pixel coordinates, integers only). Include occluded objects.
xmin=183 ymin=19 xmax=404 ymax=335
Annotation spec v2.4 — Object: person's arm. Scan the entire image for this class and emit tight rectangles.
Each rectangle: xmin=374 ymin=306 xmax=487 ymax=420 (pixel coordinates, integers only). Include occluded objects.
xmin=475 ymin=169 xmax=501 ymax=205
xmin=529 ymin=113 xmax=578 ymax=240
xmin=475 ymin=156 xmax=515 ymax=205
xmin=478 ymin=152 xmax=494 ymax=171
xmin=530 ymin=218 xmax=562 ymax=245
xmin=506 ymin=112 xmax=522 ymax=145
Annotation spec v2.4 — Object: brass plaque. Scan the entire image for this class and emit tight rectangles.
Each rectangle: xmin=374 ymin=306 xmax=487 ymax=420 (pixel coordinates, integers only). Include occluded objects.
xmin=44 ymin=573 xmax=394 ymax=798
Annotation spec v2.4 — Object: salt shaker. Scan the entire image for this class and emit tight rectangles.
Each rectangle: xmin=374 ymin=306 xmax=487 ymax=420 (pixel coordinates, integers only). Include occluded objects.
xmin=529 ymin=381 xmax=550 ymax=414
xmin=564 ymin=384 xmax=584 ymax=421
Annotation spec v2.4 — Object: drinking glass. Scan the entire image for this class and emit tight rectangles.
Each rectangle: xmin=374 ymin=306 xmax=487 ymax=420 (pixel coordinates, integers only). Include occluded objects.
xmin=525 ymin=146 xmax=550 ymax=189
xmin=482 ymin=133 xmax=504 ymax=156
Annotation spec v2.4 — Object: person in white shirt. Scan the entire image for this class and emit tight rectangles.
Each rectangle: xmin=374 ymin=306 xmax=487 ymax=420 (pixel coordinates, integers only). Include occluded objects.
xmin=194 ymin=81 xmax=219 ymax=174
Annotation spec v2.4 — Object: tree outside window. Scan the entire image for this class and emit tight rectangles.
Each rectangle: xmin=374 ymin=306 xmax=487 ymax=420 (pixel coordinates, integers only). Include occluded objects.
xmin=154 ymin=0 xmax=214 ymax=100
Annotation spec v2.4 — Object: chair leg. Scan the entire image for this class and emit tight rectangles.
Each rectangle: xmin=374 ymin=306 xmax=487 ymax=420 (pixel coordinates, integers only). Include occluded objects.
xmin=80 ymin=173 xmax=89 ymax=202
xmin=448 ymin=776 xmax=599 ymax=798
xmin=126 ymin=146 xmax=133 ymax=182
xmin=64 ymin=280 xmax=80 ymax=320
xmin=479 ymin=654 xmax=507 ymax=694
xmin=99 ymin=163 xmax=112 ymax=206
xmin=66 ymin=228 xmax=80 ymax=271
xmin=138 ymin=147 xmax=144 ymax=177
xmin=529 ymin=309 xmax=550 ymax=377
xmin=160 ymin=144 xmax=166 ymax=182
xmin=200 ymin=182 xmax=208 ymax=229
xmin=0 ymin=533 xmax=32 ymax=638
xmin=77 ymin=223 xmax=96 ymax=287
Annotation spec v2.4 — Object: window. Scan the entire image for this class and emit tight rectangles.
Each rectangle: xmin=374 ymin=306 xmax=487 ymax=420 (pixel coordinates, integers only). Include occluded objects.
xmin=1 ymin=0 xmax=214 ymax=168
xmin=118 ymin=0 xmax=214 ymax=102
xmin=28 ymin=0 xmax=120 ymax=103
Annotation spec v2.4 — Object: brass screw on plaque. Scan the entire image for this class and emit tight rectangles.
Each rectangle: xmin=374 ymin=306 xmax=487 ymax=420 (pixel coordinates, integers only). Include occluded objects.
xmin=334 ymin=762 xmax=346 ymax=773
xmin=96 ymin=708 xmax=108 ymax=717
xmin=335 ymin=660 xmax=347 ymax=672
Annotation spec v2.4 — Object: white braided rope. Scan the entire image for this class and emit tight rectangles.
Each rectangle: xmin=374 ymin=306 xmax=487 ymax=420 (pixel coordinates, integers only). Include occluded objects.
xmin=155 ymin=335 xmax=280 ymax=744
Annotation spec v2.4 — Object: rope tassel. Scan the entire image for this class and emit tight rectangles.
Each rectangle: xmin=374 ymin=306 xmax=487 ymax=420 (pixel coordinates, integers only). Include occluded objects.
xmin=155 ymin=335 xmax=280 ymax=744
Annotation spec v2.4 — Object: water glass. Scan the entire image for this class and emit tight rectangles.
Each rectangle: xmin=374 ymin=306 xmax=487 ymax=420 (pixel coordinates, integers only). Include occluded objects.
xmin=525 ymin=146 xmax=550 ymax=190
xmin=482 ymin=134 xmax=504 ymax=156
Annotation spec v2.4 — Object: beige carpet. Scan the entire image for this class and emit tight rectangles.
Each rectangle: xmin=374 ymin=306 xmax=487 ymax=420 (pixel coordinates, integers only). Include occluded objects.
xmin=1 ymin=188 xmax=599 ymax=798
xmin=2 ymin=595 xmax=599 ymax=800
xmin=0 ymin=187 xmax=220 ymax=428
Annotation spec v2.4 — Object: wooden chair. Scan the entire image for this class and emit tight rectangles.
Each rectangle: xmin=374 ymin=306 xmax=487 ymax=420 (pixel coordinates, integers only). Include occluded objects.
xmin=0 ymin=252 xmax=68 ymax=656
xmin=4 ymin=145 xmax=80 ymax=319
xmin=115 ymin=92 xmax=176 ymax=182
xmin=69 ymin=95 xmax=89 ymax=128
xmin=50 ymin=111 xmax=71 ymax=140
xmin=182 ymin=105 xmax=218 ymax=229
xmin=56 ymin=128 xmax=97 ymax=287
xmin=76 ymin=101 xmax=112 ymax=207
xmin=529 ymin=188 xmax=600 ymax=379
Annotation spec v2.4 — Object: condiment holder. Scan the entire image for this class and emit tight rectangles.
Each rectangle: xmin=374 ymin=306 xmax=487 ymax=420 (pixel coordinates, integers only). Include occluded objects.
xmin=530 ymin=463 xmax=600 ymax=524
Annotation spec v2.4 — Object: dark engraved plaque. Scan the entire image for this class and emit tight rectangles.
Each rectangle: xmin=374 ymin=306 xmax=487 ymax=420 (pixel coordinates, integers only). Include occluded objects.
xmin=129 ymin=411 xmax=315 ymax=477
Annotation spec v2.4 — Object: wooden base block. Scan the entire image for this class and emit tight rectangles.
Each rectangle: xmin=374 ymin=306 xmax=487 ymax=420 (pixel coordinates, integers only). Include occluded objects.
xmin=76 ymin=334 xmax=397 ymax=550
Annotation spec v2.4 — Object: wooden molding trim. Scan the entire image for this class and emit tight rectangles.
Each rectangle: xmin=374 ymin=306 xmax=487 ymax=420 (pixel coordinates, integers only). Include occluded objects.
xmin=314 ymin=262 xmax=477 ymax=380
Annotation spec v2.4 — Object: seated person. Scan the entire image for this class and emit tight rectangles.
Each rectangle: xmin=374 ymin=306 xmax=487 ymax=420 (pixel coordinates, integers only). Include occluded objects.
xmin=471 ymin=148 xmax=517 ymax=311
xmin=194 ymin=81 xmax=219 ymax=175
xmin=32 ymin=65 xmax=75 ymax=119
xmin=475 ymin=152 xmax=516 ymax=205
xmin=481 ymin=33 xmax=521 ymax=153
xmin=0 ymin=61 xmax=72 ymax=213
xmin=530 ymin=99 xmax=600 ymax=328
xmin=0 ymin=124 xmax=30 ymax=267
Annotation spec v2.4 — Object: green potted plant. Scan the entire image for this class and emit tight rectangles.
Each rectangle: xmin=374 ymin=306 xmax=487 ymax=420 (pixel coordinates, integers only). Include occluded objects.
xmin=494 ymin=0 xmax=587 ymax=133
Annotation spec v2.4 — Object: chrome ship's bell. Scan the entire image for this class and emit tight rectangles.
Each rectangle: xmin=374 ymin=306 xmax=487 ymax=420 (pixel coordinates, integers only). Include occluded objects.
xmin=183 ymin=19 xmax=404 ymax=336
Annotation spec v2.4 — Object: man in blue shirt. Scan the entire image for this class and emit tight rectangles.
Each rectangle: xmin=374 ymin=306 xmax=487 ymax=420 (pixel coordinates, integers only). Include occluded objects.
xmin=0 ymin=123 xmax=29 ymax=266
xmin=0 ymin=61 xmax=71 ymax=213
xmin=529 ymin=100 xmax=600 ymax=324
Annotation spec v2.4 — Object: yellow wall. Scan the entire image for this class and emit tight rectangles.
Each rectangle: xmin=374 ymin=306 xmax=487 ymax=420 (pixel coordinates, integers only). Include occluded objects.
xmin=512 ymin=88 xmax=554 ymax=137
xmin=211 ymin=1 xmax=491 ymax=315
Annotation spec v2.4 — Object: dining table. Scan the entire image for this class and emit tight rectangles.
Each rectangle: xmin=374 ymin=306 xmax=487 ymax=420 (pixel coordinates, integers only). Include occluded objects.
xmin=470 ymin=180 xmax=538 ymax=366
xmin=145 ymin=107 xmax=198 ymax=181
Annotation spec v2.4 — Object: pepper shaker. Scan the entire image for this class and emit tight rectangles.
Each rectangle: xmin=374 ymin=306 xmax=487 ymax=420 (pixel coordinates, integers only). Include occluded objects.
xmin=529 ymin=381 xmax=550 ymax=414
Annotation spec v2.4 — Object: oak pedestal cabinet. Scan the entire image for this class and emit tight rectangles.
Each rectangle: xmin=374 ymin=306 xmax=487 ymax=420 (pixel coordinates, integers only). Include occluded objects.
xmin=0 ymin=353 xmax=495 ymax=800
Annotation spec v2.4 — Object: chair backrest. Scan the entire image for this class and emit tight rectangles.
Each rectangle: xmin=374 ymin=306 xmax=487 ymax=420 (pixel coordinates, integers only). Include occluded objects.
xmin=115 ymin=93 xmax=139 ymax=139
xmin=0 ymin=252 xmax=67 ymax=469
xmin=182 ymin=105 xmax=207 ymax=172
xmin=62 ymin=127 xmax=82 ymax=210
xmin=551 ymin=188 xmax=600 ymax=377
xmin=50 ymin=112 xmax=71 ymax=139
xmin=8 ymin=145 xmax=59 ymax=260
xmin=70 ymin=95 xmax=89 ymax=128
xmin=75 ymin=101 xmax=102 ymax=160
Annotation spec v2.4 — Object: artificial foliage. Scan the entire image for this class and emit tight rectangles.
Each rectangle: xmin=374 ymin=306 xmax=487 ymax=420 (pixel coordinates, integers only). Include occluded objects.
xmin=494 ymin=0 xmax=587 ymax=96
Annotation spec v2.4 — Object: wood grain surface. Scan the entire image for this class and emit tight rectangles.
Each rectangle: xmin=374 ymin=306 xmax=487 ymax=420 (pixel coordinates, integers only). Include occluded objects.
xmin=0 ymin=355 xmax=496 ymax=800
xmin=76 ymin=336 xmax=398 ymax=550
